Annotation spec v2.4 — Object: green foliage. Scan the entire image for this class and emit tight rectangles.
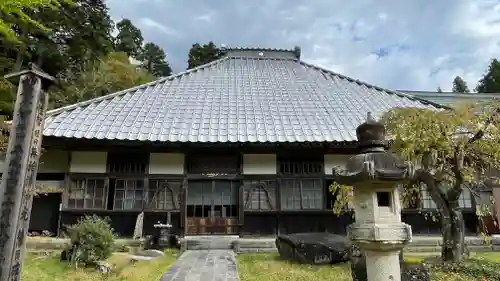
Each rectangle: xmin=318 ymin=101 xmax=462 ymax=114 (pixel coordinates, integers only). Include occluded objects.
xmin=33 ymin=0 xmax=115 ymax=75
xmin=137 ymin=42 xmax=172 ymax=77
xmin=431 ymin=257 xmax=500 ymax=280
xmin=0 ymin=77 xmax=16 ymax=116
xmin=0 ymin=0 xmax=70 ymax=43
xmin=328 ymin=182 xmax=352 ymax=216
xmin=50 ymin=51 xmax=155 ymax=107
xmin=476 ymin=58 xmax=500 ymax=93
xmin=452 ymin=76 xmax=470 ymax=93
xmin=329 ymin=103 xmax=500 ymax=261
xmin=115 ymin=19 xmax=144 ymax=58
xmin=330 ymin=103 xmax=500 ymax=214
xmin=65 ymin=215 xmax=115 ymax=266
xmin=383 ymin=104 xmax=500 ymax=186
xmin=187 ymin=41 xmax=222 ymax=69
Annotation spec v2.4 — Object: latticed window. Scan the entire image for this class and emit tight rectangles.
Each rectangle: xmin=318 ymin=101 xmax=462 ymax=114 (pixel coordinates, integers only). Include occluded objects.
xmin=279 ymin=160 xmax=323 ymax=176
xmin=148 ymin=179 xmax=182 ymax=210
xmin=113 ymin=179 xmax=145 ymax=210
xmin=67 ymin=178 xmax=106 ymax=209
xmin=107 ymin=152 xmax=148 ymax=174
xmin=280 ymin=178 xmax=323 ymax=209
xmin=278 ymin=157 xmax=324 ymax=210
xmin=242 ymin=180 xmax=277 ymax=210
xmin=459 ymin=189 xmax=473 ymax=208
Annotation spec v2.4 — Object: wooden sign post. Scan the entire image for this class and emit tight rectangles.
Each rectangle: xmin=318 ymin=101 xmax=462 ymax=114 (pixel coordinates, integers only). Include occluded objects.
xmin=0 ymin=63 xmax=53 ymax=281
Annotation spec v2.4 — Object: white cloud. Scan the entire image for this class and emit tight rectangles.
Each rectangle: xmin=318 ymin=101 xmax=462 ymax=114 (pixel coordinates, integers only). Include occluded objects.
xmin=107 ymin=0 xmax=500 ymax=92
xmin=137 ymin=18 xmax=181 ymax=37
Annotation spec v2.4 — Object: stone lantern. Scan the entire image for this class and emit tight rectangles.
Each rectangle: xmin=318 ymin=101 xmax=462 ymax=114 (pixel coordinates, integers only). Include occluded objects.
xmin=332 ymin=113 xmax=413 ymax=281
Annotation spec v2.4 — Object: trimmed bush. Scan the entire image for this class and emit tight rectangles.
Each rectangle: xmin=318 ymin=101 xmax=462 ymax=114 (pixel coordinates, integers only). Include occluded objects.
xmin=63 ymin=215 xmax=115 ymax=266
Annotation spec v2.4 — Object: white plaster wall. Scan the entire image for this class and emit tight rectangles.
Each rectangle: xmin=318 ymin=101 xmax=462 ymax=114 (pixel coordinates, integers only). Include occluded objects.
xmin=0 ymin=150 xmax=69 ymax=173
xmin=39 ymin=150 xmax=69 ymax=173
xmin=70 ymin=151 xmax=107 ymax=173
xmin=324 ymin=154 xmax=351 ymax=175
xmin=242 ymin=154 xmax=277 ymax=175
xmin=149 ymin=153 xmax=184 ymax=174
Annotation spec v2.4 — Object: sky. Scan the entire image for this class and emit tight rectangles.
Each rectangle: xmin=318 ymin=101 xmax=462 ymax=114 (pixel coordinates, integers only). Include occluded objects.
xmin=106 ymin=0 xmax=500 ymax=92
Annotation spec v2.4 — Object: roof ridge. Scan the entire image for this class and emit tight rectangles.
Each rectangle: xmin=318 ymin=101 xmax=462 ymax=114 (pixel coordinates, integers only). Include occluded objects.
xmin=222 ymin=46 xmax=301 ymax=59
xmin=401 ymin=90 xmax=500 ymax=96
xmin=297 ymin=60 xmax=450 ymax=110
xmin=46 ymin=57 xmax=231 ymax=116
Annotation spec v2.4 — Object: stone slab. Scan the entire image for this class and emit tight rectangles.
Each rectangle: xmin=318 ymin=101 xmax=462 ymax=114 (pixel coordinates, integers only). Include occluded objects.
xmin=129 ymin=255 xmax=159 ymax=261
xmin=160 ymin=250 xmax=240 ymax=281
xmin=139 ymin=249 xmax=165 ymax=257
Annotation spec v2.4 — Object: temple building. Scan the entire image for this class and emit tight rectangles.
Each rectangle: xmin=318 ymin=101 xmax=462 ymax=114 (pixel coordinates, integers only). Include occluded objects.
xmin=8 ymin=47 xmax=491 ymax=237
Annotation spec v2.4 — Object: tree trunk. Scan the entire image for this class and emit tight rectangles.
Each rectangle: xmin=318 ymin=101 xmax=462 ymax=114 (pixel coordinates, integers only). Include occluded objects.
xmin=417 ymin=170 xmax=468 ymax=263
xmin=439 ymin=201 xmax=467 ymax=262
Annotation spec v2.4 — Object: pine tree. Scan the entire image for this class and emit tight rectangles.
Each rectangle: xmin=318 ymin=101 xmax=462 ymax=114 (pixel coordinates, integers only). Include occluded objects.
xmin=115 ymin=19 xmax=144 ymax=58
xmin=452 ymin=76 xmax=469 ymax=93
xmin=476 ymin=59 xmax=500 ymax=93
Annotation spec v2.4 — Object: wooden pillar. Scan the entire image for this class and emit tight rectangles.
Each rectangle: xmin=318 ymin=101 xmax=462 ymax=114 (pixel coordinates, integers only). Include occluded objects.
xmin=180 ymin=178 xmax=188 ymax=237
xmin=0 ymin=64 xmax=53 ymax=281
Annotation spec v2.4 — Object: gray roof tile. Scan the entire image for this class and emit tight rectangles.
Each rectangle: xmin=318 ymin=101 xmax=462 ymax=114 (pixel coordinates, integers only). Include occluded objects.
xmin=44 ymin=54 xmax=442 ymax=143
xmin=401 ymin=90 xmax=500 ymax=107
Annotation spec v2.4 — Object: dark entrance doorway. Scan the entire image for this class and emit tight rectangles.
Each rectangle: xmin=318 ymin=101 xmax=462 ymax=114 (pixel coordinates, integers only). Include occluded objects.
xmin=186 ymin=180 xmax=240 ymax=235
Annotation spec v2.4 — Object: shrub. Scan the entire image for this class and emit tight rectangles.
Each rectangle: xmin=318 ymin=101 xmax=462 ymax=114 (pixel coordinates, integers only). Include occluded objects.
xmin=431 ymin=258 xmax=500 ymax=280
xmin=64 ymin=215 xmax=115 ymax=266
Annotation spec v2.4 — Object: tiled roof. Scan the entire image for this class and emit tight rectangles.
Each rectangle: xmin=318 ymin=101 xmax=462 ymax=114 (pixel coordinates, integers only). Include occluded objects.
xmin=43 ymin=51 xmax=443 ymax=143
xmin=401 ymin=90 xmax=500 ymax=107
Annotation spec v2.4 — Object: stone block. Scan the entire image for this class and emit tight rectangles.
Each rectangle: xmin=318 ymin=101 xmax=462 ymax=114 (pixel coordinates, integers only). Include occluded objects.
xmin=350 ymin=248 xmax=430 ymax=281
xmin=276 ymin=233 xmax=350 ymax=265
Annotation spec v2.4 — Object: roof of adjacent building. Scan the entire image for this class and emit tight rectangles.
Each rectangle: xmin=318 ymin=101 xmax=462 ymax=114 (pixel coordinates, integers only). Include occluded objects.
xmin=401 ymin=90 xmax=500 ymax=107
xmin=43 ymin=48 xmax=443 ymax=143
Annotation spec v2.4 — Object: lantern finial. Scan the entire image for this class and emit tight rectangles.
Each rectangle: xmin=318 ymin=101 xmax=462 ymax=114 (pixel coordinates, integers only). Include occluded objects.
xmin=356 ymin=112 xmax=386 ymax=151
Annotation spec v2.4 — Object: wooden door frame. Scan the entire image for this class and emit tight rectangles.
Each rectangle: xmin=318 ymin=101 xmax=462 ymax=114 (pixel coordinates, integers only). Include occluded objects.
xmin=184 ymin=179 xmax=240 ymax=235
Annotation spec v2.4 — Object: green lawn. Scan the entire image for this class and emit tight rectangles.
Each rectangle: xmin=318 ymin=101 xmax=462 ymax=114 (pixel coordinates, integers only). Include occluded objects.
xmin=236 ymin=253 xmax=500 ymax=281
xmin=21 ymin=250 xmax=500 ymax=281
xmin=22 ymin=250 xmax=178 ymax=281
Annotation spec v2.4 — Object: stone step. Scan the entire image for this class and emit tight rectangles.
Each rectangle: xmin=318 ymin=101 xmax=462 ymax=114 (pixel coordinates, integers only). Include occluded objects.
xmin=183 ymin=236 xmax=238 ymax=250
xmin=232 ymin=238 xmax=275 ymax=250
xmin=180 ymin=236 xmax=500 ymax=251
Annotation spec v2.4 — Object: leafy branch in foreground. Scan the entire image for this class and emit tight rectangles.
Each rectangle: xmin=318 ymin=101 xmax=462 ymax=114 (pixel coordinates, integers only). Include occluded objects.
xmin=0 ymin=0 xmax=72 ymax=43
xmin=330 ymin=102 xmax=500 ymax=262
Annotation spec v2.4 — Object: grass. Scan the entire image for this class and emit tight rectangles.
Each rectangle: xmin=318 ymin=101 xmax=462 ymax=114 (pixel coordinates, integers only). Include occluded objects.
xmin=20 ymin=248 xmax=500 ymax=281
xmin=21 ymin=250 xmax=178 ymax=281
xmin=237 ymin=253 xmax=351 ymax=281
xmin=236 ymin=253 xmax=500 ymax=281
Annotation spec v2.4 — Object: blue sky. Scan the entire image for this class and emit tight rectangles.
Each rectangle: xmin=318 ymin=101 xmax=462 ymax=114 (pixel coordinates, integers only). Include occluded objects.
xmin=106 ymin=0 xmax=500 ymax=92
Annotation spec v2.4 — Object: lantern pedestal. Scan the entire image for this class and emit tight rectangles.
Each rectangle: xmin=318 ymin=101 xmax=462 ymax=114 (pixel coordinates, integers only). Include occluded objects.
xmin=349 ymin=223 xmax=412 ymax=281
